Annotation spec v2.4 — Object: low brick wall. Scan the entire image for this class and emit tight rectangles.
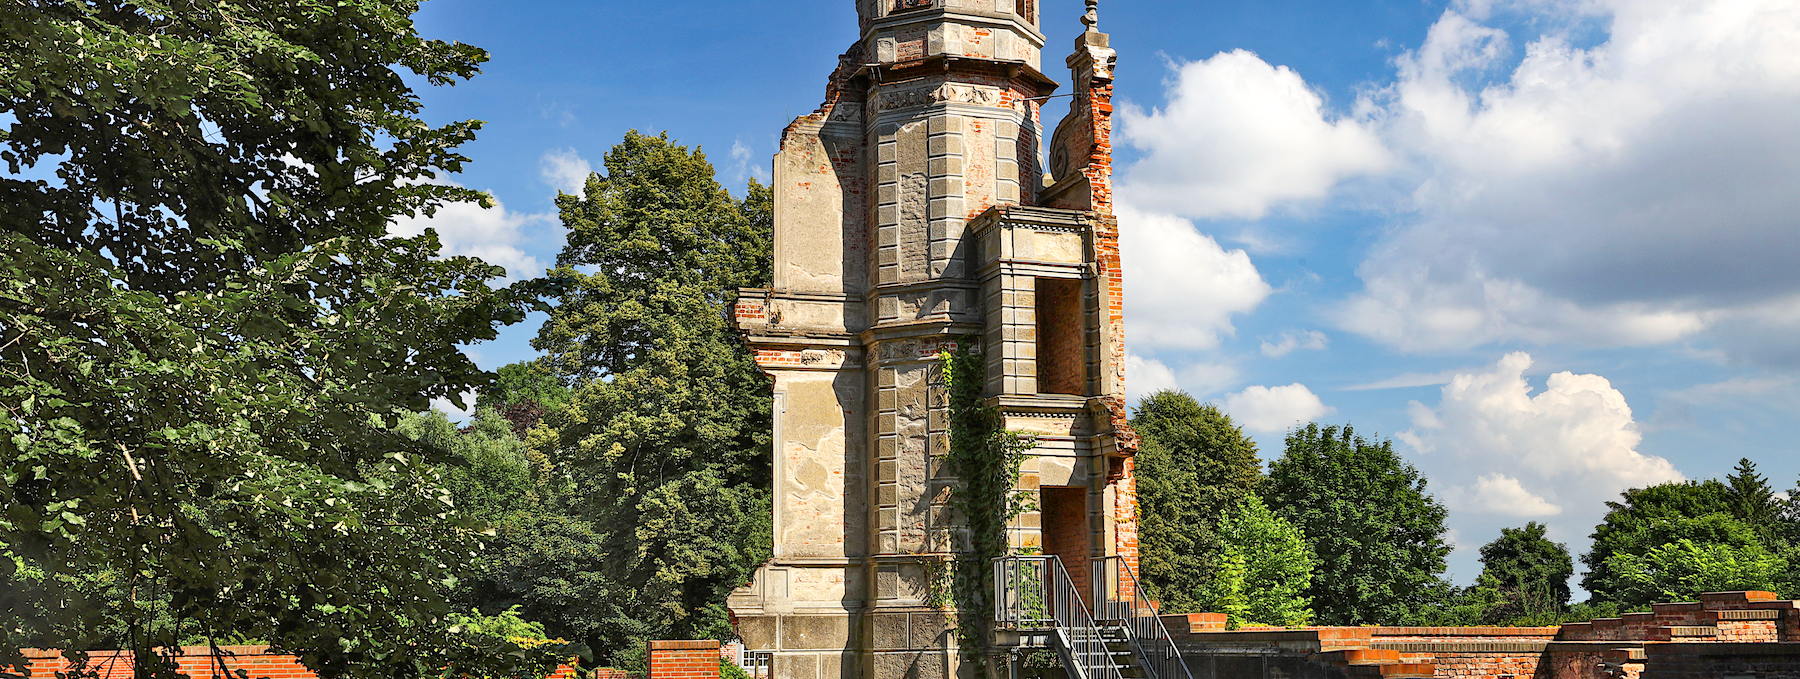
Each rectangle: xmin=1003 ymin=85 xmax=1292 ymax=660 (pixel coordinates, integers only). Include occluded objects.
xmin=648 ymin=640 xmax=721 ymax=679
xmin=1170 ymin=592 xmax=1800 ymax=679
xmin=8 ymin=646 xmax=588 ymax=679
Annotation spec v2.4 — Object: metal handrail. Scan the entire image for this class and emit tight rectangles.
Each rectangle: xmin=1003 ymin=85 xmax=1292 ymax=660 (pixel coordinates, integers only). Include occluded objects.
xmin=1092 ymin=557 xmax=1196 ymax=679
xmin=994 ymin=555 xmax=1125 ymax=679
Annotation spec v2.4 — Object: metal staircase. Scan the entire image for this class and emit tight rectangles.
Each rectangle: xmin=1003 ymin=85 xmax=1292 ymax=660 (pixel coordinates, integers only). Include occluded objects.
xmin=994 ymin=556 xmax=1194 ymax=679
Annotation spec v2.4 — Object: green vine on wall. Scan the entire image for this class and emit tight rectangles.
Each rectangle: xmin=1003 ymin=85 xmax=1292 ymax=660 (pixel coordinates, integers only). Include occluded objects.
xmin=940 ymin=336 xmax=1038 ymax=668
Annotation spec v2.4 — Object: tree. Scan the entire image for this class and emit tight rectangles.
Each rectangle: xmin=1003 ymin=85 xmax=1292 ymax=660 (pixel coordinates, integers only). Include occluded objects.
xmin=1726 ymin=458 xmax=1781 ymax=541
xmin=1131 ymin=392 xmax=1263 ymax=614
xmin=1606 ymin=538 xmax=1787 ymax=608
xmin=1468 ymin=523 xmax=1574 ymax=622
xmin=0 ymin=2 xmax=554 ymax=678
xmin=1582 ymin=481 xmax=1735 ymax=600
xmin=397 ymin=410 xmax=538 ymax=524
xmin=1202 ymin=496 xmax=1315 ymax=628
xmin=477 ymin=361 xmax=572 ymax=437
xmin=1264 ymin=424 xmax=1452 ymax=625
xmin=527 ymin=131 xmax=774 ymax=664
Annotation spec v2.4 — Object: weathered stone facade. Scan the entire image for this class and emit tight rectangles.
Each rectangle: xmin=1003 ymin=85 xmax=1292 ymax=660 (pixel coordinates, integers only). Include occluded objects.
xmin=726 ymin=2 xmax=1135 ymax=679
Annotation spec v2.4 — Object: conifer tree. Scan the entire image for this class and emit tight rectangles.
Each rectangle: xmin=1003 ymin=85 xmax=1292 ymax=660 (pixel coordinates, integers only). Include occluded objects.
xmin=520 ymin=131 xmax=774 ymax=664
xmin=1726 ymin=458 xmax=1781 ymax=540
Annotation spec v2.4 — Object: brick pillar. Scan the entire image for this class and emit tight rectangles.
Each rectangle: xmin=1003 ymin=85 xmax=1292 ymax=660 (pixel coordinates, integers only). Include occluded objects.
xmin=648 ymin=640 xmax=721 ymax=679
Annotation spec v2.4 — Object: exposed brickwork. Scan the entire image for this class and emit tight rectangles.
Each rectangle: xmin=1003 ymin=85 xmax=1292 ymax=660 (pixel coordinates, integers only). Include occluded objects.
xmin=1173 ymin=593 xmax=1800 ymax=679
xmin=6 ymin=648 xmax=585 ymax=679
xmin=1110 ymin=453 xmax=1139 ymax=597
xmin=648 ymin=640 xmax=721 ymax=679
xmin=1035 ymin=277 xmax=1084 ymax=395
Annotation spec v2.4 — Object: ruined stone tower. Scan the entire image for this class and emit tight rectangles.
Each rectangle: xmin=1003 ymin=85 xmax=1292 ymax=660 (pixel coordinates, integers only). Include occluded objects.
xmin=728 ymin=1 xmax=1134 ymax=677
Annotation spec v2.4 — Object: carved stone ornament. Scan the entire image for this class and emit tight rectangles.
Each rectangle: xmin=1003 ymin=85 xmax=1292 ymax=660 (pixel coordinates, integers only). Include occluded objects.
xmin=878 ymin=83 xmax=1004 ymax=112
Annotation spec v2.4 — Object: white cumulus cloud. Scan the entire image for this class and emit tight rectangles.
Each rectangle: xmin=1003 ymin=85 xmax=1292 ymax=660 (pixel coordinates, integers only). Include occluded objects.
xmin=1446 ymin=473 xmax=1563 ymax=517
xmin=1118 ymin=205 xmax=1273 ymax=350
xmin=1401 ymin=352 xmax=1684 ymax=578
xmin=1225 ymin=383 xmax=1334 ymax=433
xmin=540 ymin=148 xmax=594 ymax=197
xmin=1119 ymin=50 xmax=1392 ymax=220
xmin=1126 ymin=352 xmax=1182 ymax=405
xmin=1337 ymin=0 xmax=1800 ymax=356
xmin=388 ymin=180 xmax=551 ymax=283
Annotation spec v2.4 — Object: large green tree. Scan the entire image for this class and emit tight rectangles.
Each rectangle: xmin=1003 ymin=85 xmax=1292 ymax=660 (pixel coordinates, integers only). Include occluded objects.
xmin=511 ymin=131 xmax=774 ymax=665
xmin=0 ymin=0 xmax=561 ymax=673
xmin=1581 ymin=480 xmax=1735 ymax=599
xmin=1264 ymin=424 xmax=1452 ymax=625
xmin=0 ymin=2 xmax=557 ymax=678
xmin=1131 ymin=391 xmax=1263 ymax=614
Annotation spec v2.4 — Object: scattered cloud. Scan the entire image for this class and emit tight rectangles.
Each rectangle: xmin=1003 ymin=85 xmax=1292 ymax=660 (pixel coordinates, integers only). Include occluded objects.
xmin=1225 ymin=383 xmax=1334 ymax=433
xmin=540 ymin=148 xmax=593 ymax=197
xmin=729 ymin=139 xmax=770 ymax=189
xmin=388 ymin=178 xmax=552 ymax=282
xmin=1126 ymin=352 xmax=1181 ymax=405
xmin=1180 ymin=361 xmax=1244 ymax=399
xmin=1334 ymin=0 xmax=1800 ymax=355
xmin=1118 ymin=50 xmax=1391 ymax=220
xmin=1117 ymin=205 xmax=1273 ymax=350
xmin=1260 ymin=330 xmax=1329 ymax=357
xmin=1343 ymin=368 xmax=1467 ymax=391
xmin=1401 ymin=353 xmax=1684 ymax=574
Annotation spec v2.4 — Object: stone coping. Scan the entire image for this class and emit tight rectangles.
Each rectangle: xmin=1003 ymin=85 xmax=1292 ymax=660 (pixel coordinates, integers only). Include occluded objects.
xmin=1371 ymin=642 xmax=1552 ymax=653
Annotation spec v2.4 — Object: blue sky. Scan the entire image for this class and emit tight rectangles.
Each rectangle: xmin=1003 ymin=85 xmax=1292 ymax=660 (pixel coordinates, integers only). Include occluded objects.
xmin=402 ymin=0 xmax=1800 ymax=591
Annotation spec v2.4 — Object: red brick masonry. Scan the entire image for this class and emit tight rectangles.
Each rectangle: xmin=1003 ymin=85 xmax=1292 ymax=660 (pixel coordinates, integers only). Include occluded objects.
xmin=646 ymin=640 xmax=720 ymax=679
xmin=1167 ymin=592 xmax=1800 ymax=679
xmin=5 ymin=645 xmax=589 ymax=679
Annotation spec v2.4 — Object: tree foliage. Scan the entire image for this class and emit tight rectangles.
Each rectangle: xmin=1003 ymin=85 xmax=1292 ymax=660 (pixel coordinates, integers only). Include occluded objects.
xmin=1479 ymin=522 xmax=1574 ymax=610
xmin=512 ymin=131 xmax=774 ymax=665
xmin=1726 ymin=458 xmax=1782 ymax=542
xmin=941 ymin=338 xmax=1035 ymax=655
xmin=0 ymin=1 xmax=553 ymax=676
xmin=1130 ymin=391 xmax=1262 ymax=614
xmin=1582 ymin=480 xmax=1735 ymax=600
xmin=1605 ymin=538 xmax=1787 ymax=608
xmin=1202 ymin=496 xmax=1315 ymax=628
xmin=1264 ymin=424 xmax=1452 ymax=626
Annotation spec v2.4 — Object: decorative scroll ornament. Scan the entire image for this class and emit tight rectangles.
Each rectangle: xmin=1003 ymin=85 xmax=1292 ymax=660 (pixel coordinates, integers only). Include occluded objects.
xmin=877 ymin=83 xmax=1003 ymax=112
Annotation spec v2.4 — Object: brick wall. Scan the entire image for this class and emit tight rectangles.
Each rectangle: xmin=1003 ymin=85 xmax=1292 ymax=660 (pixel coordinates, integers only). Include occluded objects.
xmin=1034 ymin=277 xmax=1084 ymax=396
xmin=7 ymin=647 xmax=587 ymax=679
xmin=648 ymin=640 xmax=721 ymax=679
xmin=1172 ymin=596 xmax=1800 ymax=679
xmin=1042 ymin=485 xmax=1091 ymax=607
xmin=10 ymin=647 xmax=316 ymax=679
